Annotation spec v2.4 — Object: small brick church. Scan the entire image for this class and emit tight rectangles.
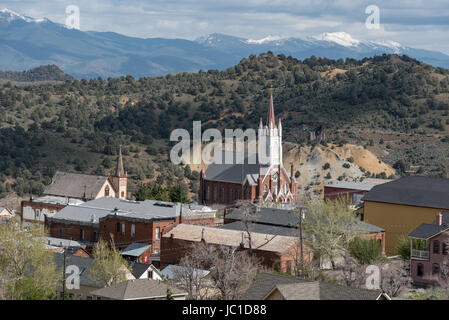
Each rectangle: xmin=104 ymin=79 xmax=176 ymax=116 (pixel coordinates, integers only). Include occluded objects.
xmin=199 ymin=92 xmax=298 ymax=205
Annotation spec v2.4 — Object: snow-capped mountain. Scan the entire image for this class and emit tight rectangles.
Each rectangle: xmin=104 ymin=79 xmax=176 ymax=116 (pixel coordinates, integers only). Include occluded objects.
xmin=0 ymin=8 xmax=48 ymax=24
xmin=1 ymin=9 xmax=448 ymax=79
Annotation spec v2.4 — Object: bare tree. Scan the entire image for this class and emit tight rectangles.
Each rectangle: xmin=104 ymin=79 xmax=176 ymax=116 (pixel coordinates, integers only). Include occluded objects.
xmin=174 ymin=243 xmax=213 ymax=300
xmin=178 ymin=241 xmax=263 ymax=300
xmin=379 ymin=259 xmax=411 ymax=298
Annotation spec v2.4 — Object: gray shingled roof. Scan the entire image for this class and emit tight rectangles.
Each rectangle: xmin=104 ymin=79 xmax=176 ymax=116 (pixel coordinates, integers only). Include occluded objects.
xmin=409 ymin=212 xmax=449 ymax=239
xmin=91 ymin=279 xmax=186 ymax=300
xmin=362 ymin=176 xmax=449 ymax=210
xmin=121 ymin=243 xmax=151 ymax=257
xmin=129 ymin=262 xmax=162 ymax=279
xmin=226 ymin=205 xmax=383 ymax=234
xmin=226 ymin=205 xmax=300 ymax=227
xmin=204 ymin=151 xmax=293 ymax=184
xmin=219 ymin=221 xmax=299 ymax=237
xmin=44 ymin=171 xmax=110 ymax=199
xmin=53 ymin=253 xmax=104 ymax=288
xmin=243 ymin=273 xmax=384 ymax=300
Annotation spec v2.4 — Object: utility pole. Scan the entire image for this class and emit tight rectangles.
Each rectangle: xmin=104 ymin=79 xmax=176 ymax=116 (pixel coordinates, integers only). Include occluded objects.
xmin=299 ymin=207 xmax=304 ymax=277
xmin=62 ymin=247 xmax=66 ymax=300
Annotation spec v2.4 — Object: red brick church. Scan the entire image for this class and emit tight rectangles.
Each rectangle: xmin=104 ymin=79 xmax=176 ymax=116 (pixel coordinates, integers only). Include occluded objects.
xmin=199 ymin=92 xmax=298 ymax=205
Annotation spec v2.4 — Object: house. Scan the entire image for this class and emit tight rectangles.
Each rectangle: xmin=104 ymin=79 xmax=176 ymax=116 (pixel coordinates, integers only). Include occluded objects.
xmin=242 ymin=273 xmax=390 ymax=300
xmin=223 ymin=205 xmax=386 ymax=252
xmin=42 ymin=236 xmax=92 ymax=257
xmin=53 ymin=252 xmax=133 ymax=300
xmin=129 ymin=262 xmax=163 ymax=280
xmin=160 ymin=224 xmax=311 ymax=274
xmin=409 ymin=212 xmax=449 ymax=286
xmin=121 ymin=242 xmax=152 ymax=264
xmin=91 ymin=279 xmax=187 ymax=300
xmin=161 ymin=264 xmax=210 ymax=281
xmin=359 ymin=176 xmax=449 ymax=255
xmin=198 ymin=91 xmax=298 ymax=206
xmin=46 ymin=197 xmax=216 ymax=265
xmin=324 ymin=178 xmax=391 ymax=206
xmin=0 ymin=207 xmax=14 ymax=222
xmin=21 ymin=148 xmax=128 ymax=224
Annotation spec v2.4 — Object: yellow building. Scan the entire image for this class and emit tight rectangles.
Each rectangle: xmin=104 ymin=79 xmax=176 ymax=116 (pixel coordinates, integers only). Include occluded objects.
xmin=360 ymin=176 xmax=449 ymax=256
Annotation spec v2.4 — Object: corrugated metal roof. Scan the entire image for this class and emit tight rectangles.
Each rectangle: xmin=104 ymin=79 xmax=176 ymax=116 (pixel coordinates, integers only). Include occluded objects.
xmin=121 ymin=243 xmax=151 ymax=257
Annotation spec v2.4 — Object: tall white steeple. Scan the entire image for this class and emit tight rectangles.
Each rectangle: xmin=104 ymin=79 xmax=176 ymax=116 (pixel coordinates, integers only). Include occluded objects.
xmin=262 ymin=87 xmax=283 ymax=166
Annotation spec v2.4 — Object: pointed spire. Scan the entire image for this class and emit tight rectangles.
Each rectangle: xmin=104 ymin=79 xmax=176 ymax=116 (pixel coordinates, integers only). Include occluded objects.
xmin=115 ymin=146 xmax=125 ymax=177
xmin=267 ymin=86 xmax=275 ymax=128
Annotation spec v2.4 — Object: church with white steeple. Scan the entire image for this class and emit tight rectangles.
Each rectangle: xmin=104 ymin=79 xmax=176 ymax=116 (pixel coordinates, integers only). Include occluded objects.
xmin=199 ymin=89 xmax=298 ymax=205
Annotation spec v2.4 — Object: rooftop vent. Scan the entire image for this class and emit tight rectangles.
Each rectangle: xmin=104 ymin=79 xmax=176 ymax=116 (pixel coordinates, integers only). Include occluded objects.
xmin=154 ymin=202 xmax=175 ymax=208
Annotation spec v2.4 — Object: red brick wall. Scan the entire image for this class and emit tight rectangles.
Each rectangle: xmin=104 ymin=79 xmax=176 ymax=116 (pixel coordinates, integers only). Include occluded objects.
xmin=324 ymin=187 xmax=368 ymax=202
xmin=48 ymin=222 xmax=98 ymax=243
xmin=160 ymin=236 xmax=310 ymax=274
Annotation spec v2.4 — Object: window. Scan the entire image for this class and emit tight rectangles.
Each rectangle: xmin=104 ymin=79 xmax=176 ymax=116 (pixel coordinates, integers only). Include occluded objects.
xmin=35 ymin=209 xmax=40 ymax=218
xmin=58 ymin=228 xmax=63 ymax=237
xmin=105 ymin=186 xmax=110 ymax=197
xmin=433 ymin=263 xmax=440 ymax=275
xmin=214 ymin=186 xmax=218 ymax=201
xmin=236 ymin=189 xmax=240 ymax=200
xmin=80 ymin=229 xmax=84 ymax=240
xmin=121 ymin=223 xmax=125 ymax=236
xmin=443 ymin=242 xmax=448 ymax=255
xmin=417 ymin=263 xmax=423 ymax=277
xmin=155 ymin=227 xmax=160 ymax=240
xmin=221 ymin=187 xmax=225 ymax=202
xmin=148 ymin=271 xmax=153 ymax=279
xmin=433 ymin=240 xmax=440 ymax=254
xmin=131 ymin=224 xmax=135 ymax=237
xmin=229 ymin=188 xmax=233 ymax=203
xmin=116 ymin=222 xmax=120 ymax=233
xmin=206 ymin=186 xmax=210 ymax=201
xmin=246 ymin=188 xmax=250 ymax=200
xmin=93 ymin=231 xmax=98 ymax=242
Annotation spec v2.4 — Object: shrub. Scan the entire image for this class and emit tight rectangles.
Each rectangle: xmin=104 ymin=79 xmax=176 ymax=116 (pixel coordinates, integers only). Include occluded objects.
xmin=349 ymin=238 xmax=384 ymax=264
xmin=397 ymin=235 xmax=411 ymax=260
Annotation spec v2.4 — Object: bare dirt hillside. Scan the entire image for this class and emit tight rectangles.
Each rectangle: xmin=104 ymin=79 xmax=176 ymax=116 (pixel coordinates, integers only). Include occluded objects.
xmin=283 ymin=142 xmax=395 ymax=199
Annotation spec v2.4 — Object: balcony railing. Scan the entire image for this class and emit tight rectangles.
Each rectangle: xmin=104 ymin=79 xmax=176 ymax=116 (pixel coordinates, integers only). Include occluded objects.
xmin=411 ymin=249 xmax=430 ymax=260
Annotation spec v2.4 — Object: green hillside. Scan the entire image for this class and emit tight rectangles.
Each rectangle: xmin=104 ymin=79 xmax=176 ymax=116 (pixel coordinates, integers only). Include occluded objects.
xmin=1 ymin=52 xmax=449 ymax=202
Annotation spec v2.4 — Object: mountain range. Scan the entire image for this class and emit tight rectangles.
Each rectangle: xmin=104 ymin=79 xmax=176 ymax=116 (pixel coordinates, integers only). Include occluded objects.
xmin=1 ymin=8 xmax=449 ymax=79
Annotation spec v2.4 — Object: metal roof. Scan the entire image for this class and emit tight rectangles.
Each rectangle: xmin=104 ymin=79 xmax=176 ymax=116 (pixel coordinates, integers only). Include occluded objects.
xmin=161 ymin=264 xmax=210 ymax=280
xmin=121 ymin=243 xmax=151 ymax=257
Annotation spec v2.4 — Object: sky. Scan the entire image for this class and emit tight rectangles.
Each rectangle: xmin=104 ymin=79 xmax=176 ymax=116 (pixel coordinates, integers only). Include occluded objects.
xmin=2 ymin=0 xmax=449 ymax=54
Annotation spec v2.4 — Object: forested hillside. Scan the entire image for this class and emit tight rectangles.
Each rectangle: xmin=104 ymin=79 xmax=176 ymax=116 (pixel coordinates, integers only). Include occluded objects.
xmin=0 ymin=65 xmax=74 ymax=82
xmin=1 ymin=52 xmax=449 ymax=204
